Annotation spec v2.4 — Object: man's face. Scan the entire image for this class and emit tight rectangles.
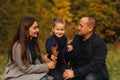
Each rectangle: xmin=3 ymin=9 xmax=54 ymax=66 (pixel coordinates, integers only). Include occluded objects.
xmin=77 ymin=17 xmax=91 ymax=37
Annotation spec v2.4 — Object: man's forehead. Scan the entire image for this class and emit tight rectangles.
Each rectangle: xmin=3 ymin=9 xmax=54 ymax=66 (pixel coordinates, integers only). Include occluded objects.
xmin=80 ymin=17 xmax=88 ymax=23
xmin=80 ymin=17 xmax=88 ymax=21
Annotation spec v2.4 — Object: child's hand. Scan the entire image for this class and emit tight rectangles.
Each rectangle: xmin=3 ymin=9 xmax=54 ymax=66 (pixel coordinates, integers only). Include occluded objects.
xmin=67 ymin=45 xmax=73 ymax=52
xmin=44 ymin=54 xmax=51 ymax=63
xmin=51 ymin=54 xmax=57 ymax=61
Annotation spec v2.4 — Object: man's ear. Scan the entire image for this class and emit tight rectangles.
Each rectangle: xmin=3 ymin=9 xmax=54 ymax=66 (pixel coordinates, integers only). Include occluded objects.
xmin=89 ymin=25 xmax=93 ymax=32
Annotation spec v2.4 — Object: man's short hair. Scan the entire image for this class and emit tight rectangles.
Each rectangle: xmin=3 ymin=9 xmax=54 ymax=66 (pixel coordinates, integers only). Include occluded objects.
xmin=81 ymin=15 xmax=97 ymax=30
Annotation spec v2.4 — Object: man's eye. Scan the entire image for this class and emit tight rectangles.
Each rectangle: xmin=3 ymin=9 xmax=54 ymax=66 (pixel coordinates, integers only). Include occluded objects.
xmin=80 ymin=24 xmax=83 ymax=27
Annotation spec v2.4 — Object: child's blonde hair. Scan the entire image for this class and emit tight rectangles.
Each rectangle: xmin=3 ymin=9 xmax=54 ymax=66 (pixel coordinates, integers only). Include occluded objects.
xmin=53 ymin=18 xmax=67 ymax=28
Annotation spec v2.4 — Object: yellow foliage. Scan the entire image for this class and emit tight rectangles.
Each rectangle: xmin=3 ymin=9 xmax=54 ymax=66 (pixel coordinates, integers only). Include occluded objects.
xmin=52 ymin=0 xmax=73 ymax=22
xmin=105 ymin=29 xmax=116 ymax=36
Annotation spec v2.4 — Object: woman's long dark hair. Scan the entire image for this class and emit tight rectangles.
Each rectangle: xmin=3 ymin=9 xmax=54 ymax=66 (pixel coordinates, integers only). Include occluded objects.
xmin=9 ymin=16 xmax=41 ymax=66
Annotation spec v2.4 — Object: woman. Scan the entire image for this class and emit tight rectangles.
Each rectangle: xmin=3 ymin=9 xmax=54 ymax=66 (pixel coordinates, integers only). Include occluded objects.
xmin=2 ymin=16 xmax=56 ymax=80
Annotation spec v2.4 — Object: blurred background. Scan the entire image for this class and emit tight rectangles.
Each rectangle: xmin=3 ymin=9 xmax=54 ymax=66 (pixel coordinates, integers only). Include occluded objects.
xmin=0 ymin=0 xmax=120 ymax=80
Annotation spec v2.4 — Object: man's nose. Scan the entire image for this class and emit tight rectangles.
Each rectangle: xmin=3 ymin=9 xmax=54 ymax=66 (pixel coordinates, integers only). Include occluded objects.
xmin=77 ymin=26 xmax=81 ymax=30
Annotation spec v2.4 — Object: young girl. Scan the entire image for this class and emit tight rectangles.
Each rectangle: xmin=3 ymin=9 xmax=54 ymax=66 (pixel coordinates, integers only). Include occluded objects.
xmin=45 ymin=18 xmax=70 ymax=80
xmin=2 ymin=16 xmax=56 ymax=80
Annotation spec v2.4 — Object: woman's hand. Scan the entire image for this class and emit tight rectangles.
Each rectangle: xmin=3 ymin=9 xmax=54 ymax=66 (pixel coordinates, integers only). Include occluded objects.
xmin=47 ymin=60 xmax=56 ymax=69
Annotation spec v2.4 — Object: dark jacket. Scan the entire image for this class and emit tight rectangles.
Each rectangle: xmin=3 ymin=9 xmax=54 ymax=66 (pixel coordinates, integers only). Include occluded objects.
xmin=46 ymin=34 xmax=70 ymax=71
xmin=70 ymin=34 xmax=109 ymax=80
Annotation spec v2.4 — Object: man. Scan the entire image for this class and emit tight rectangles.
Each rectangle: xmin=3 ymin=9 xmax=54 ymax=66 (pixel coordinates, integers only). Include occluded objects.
xmin=63 ymin=16 xmax=109 ymax=80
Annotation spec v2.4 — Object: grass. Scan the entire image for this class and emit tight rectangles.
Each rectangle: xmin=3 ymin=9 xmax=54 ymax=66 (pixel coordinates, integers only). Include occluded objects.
xmin=0 ymin=54 xmax=7 ymax=80
xmin=0 ymin=45 xmax=120 ymax=80
xmin=107 ymin=50 xmax=120 ymax=80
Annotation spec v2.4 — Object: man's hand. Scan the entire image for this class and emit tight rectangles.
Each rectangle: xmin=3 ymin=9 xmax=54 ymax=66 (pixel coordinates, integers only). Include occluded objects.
xmin=63 ymin=69 xmax=75 ymax=80
xmin=67 ymin=45 xmax=73 ymax=52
